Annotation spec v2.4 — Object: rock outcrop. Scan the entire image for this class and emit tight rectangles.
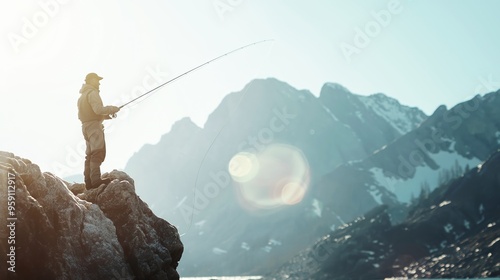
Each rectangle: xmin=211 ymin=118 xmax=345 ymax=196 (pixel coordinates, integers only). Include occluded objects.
xmin=0 ymin=151 xmax=183 ymax=280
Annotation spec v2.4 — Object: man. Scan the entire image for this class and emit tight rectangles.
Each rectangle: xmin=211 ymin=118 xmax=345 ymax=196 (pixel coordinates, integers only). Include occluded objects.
xmin=77 ymin=72 xmax=120 ymax=189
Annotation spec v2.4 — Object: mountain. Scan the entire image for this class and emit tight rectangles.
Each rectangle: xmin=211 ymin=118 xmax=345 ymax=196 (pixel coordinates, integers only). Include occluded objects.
xmin=319 ymin=83 xmax=426 ymax=154
xmin=124 ymin=78 xmax=427 ymax=276
xmin=312 ymin=89 xmax=500 ymax=230
xmin=265 ymin=150 xmax=500 ymax=279
xmin=0 ymin=151 xmax=183 ymax=280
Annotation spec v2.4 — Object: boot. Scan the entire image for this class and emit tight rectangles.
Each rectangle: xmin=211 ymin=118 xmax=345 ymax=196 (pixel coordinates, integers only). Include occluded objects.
xmin=88 ymin=162 xmax=111 ymax=189
xmin=89 ymin=178 xmax=111 ymax=190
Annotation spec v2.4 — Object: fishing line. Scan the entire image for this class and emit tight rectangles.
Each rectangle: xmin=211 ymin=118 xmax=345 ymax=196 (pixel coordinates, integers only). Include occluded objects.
xmin=179 ymin=39 xmax=276 ymax=236
xmin=119 ymin=39 xmax=274 ymax=109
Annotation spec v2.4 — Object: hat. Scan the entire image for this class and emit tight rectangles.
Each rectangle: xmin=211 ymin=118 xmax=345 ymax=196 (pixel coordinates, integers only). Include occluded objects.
xmin=85 ymin=72 xmax=103 ymax=82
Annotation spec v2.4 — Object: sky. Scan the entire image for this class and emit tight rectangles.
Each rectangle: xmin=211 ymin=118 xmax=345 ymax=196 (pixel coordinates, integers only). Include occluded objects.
xmin=1 ymin=0 xmax=500 ymax=178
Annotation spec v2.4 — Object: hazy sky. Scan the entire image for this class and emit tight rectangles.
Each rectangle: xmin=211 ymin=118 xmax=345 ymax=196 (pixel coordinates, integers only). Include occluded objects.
xmin=1 ymin=0 xmax=500 ymax=178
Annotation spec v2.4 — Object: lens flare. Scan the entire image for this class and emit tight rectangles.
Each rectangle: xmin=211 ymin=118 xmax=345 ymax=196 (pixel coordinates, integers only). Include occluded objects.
xmin=228 ymin=152 xmax=259 ymax=183
xmin=229 ymin=143 xmax=310 ymax=212
xmin=281 ymin=182 xmax=307 ymax=205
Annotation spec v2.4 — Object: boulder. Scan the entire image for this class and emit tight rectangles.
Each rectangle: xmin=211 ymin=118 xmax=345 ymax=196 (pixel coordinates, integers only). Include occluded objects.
xmin=0 ymin=151 xmax=183 ymax=280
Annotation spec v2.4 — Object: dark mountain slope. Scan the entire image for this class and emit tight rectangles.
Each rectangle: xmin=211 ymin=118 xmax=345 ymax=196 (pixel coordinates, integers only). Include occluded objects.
xmin=266 ymin=150 xmax=500 ymax=279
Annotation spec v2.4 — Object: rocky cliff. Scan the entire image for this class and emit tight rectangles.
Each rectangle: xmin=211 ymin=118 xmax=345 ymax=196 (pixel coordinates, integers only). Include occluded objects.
xmin=0 ymin=151 xmax=183 ymax=280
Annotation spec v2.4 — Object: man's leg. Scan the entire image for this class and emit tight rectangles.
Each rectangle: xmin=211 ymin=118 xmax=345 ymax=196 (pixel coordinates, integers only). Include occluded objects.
xmin=83 ymin=127 xmax=92 ymax=188
xmin=84 ymin=149 xmax=92 ymax=188
xmin=85 ymin=122 xmax=110 ymax=189
xmin=89 ymin=149 xmax=106 ymax=188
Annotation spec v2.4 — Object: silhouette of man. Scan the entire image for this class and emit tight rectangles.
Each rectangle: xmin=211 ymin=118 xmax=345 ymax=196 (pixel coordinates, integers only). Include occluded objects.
xmin=77 ymin=73 xmax=120 ymax=189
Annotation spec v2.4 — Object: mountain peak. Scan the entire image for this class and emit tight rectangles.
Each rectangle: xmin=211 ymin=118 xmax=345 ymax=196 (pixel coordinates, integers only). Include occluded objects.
xmin=170 ymin=117 xmax=200 ymax=132
xmin=318 ymin=82 xmax=427 ymax=153
xmin=434 ymin=104 xmax=448 ymax=114
xmin=245 ymin=77 xmax=295 ymax=91
xmin=324 ymin=82 xmax=351 ymax=94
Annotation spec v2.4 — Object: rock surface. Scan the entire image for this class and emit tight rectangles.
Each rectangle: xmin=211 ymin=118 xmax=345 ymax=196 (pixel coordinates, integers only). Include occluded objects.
xmin=0 ymin=151 xmax=183 ymax=280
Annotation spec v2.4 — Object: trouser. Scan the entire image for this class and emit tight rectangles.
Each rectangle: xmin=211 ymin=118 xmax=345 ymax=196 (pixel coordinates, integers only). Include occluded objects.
xmin=82 ymin=121 xmax=106 ymax=188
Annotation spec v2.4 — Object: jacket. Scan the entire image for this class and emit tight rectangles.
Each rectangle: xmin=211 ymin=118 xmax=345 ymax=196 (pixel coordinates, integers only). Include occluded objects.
xmin=77 ymin=84 xmax=116 ymax=123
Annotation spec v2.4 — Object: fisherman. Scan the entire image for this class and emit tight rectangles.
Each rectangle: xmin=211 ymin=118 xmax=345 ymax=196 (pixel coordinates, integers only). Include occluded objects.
xmin=77 ymin=73 xmax=120 ymax=189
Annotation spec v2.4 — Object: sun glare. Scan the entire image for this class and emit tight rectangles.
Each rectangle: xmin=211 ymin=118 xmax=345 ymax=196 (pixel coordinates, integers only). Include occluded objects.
xmin=228 ymin=143 xmax=310 ymax=212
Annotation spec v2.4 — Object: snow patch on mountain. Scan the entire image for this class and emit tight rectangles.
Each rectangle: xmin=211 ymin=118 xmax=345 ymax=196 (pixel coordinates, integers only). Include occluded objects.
xmin=463 ymin=219 xmax=470 ymax=230
xmin=368 ymin=185 xmax=383 ymax=205
xmin=241 ymin=242 xmax=251 ymax=251
xmin=212 ymin=248 xmax=228 ymax=255
xmin=358 ymin=94 xmax=425 ymax=135
xmin=370 ymin=148 xmax=481 ymax=203
xmin=312 ymin=199 xmax=322 ymax=217
xmin=355 ymin=111 xmax=365 ymax=122
xmin=322 ymin=105 xmax=339 ymax=121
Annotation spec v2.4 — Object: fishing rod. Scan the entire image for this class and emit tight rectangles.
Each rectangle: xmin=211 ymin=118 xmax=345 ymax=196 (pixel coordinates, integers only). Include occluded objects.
xmin=118 ymin=39 xmax=274 ymax=109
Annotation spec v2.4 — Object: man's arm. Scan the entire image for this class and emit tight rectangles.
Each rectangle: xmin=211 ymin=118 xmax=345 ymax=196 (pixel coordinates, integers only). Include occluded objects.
xmin=88 ymin=91 xmax=119 ymax=115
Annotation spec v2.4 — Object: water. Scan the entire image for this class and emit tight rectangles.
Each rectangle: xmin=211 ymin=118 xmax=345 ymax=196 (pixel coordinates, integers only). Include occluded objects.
xmin=385 ymin=278 xmax=500 ymax=280
xmin=180 ymin=277 xmax=262 ymax=280
xmin=180 ymin=277 xmax=500 ymax=280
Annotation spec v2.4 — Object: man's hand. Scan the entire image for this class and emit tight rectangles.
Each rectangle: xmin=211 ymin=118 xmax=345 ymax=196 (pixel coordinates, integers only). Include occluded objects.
xmin=103 ymin=106 xmax=120 ymax=120
xmin=110 ymin=106 xmax=120 ymax=114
